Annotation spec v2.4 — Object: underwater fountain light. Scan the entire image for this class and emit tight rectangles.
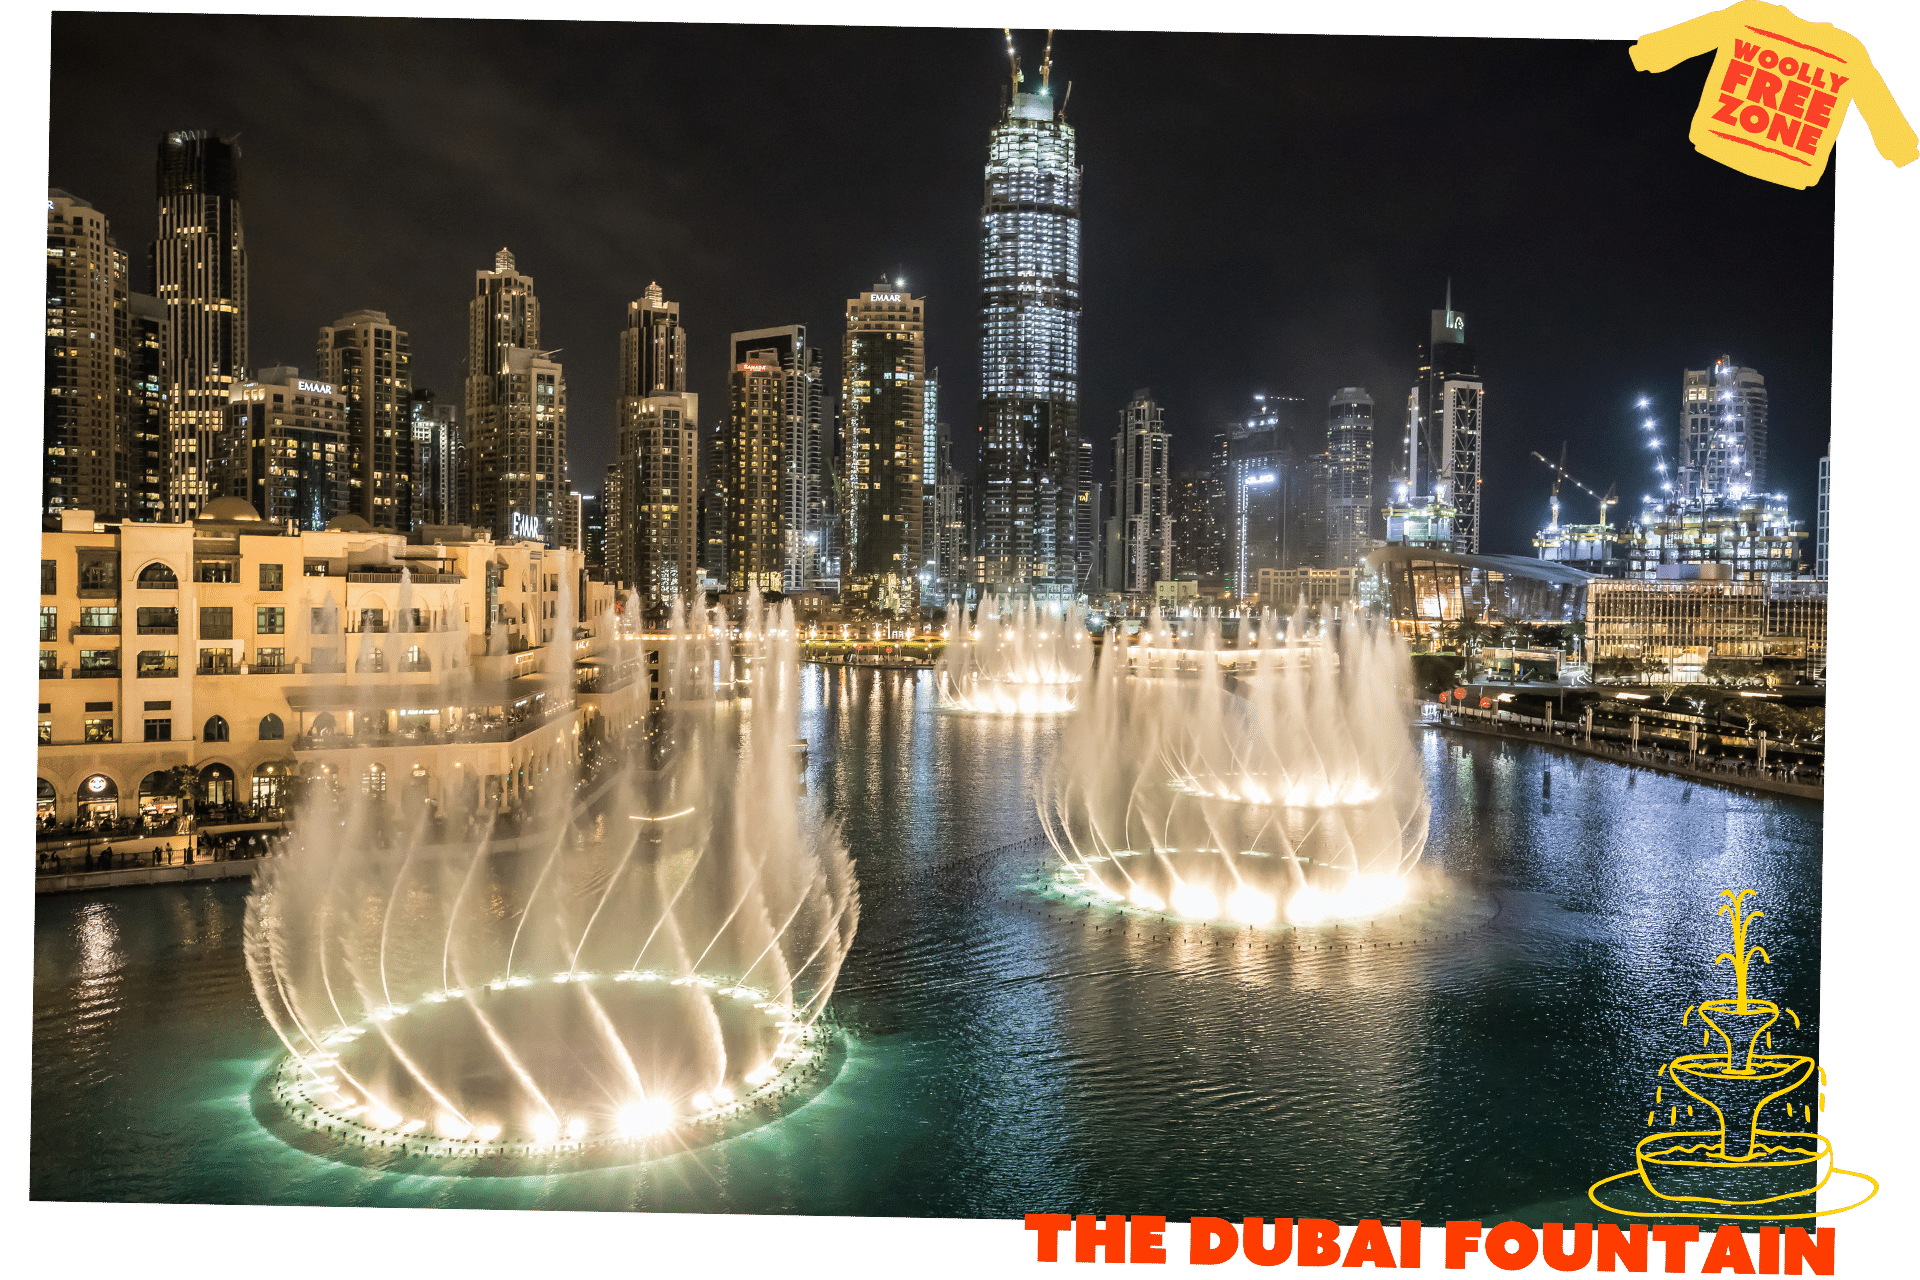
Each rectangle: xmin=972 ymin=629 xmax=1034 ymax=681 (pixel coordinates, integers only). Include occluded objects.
xmin=937 ymin=595 xmax=1092 ymax=714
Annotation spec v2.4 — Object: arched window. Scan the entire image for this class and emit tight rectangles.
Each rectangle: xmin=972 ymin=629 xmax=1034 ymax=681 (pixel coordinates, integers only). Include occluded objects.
xmin=404 ymin=645 xmax=429 ymax=671
xmin=204 ymin=715 xmax=229 ymax=742
xmin=311 ymin=711 xmax=336 ymax=736
xmin=136 ymin=562 xmax=178 ymax=588
xmin=258 ymin=713 xmax=284 ymax=741
xmin=37 ymin=778 xmax=56 ymax=821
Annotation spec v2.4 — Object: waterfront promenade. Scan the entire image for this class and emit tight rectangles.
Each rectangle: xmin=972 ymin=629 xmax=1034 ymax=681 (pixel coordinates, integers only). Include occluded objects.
xmin=1433 ymin=706 xmax=1822 ymax=801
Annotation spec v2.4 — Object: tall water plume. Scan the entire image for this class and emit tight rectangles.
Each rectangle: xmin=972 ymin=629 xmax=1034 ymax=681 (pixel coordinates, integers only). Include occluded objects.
xmin=1040 ymin=602 xmax=1429 ymax=926
xmin=935 ymin=595 xmax=1092 ymax=713
xmin=245 ymin=587 xmax=858 ymax=1159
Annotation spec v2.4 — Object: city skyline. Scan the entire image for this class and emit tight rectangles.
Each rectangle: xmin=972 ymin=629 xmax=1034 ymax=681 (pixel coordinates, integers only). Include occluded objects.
xmin=47 ymin=16 xmax=1834 ymax=561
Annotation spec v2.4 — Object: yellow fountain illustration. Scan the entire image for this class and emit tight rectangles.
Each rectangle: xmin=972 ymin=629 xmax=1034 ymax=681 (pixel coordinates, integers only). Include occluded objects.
xmin=1588 ymin=890 xmax=1877 ymax=1219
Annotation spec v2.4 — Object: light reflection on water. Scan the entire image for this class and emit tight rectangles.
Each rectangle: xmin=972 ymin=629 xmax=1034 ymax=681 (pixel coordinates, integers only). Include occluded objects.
xmin=32 ymin=667 xmax=1821 ymax=1219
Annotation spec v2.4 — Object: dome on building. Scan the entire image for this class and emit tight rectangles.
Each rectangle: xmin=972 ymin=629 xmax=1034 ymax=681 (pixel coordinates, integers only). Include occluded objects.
xmin=325 ymin=513 xmax=375 ymax=533
xmin=199 ymin=497 xmax=263 ymax=522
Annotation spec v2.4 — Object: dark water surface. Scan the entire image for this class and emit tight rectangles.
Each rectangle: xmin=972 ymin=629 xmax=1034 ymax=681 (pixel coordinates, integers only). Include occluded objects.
xmin=32 ymin=668 xmax=1823 ymax=1217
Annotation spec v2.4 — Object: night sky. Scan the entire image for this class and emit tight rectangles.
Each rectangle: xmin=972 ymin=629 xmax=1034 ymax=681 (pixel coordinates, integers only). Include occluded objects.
xmin=47 ymin=14 xmax=1835 ymax=556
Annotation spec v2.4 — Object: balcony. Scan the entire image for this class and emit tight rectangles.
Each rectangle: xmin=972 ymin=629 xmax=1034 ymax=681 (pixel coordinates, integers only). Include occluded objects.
xmin=347 ymin=570 xmax=464 ymax=584
xmin=249 ymin=663 xmax=296 ymax=675
xmin=73 ymin=667 xmax=120 ymax=679
xmin=303 ymin=661 xmax=347 ymax=674
xmin=293 ymin=707 xmax=572 ymax=752
xmin=40 ymin=667 xmax=62 ymax=679
xmin=70 ymin=624 xmax=120 ymax=636
xmin=137 ymin=624 xmax=180 ymax=635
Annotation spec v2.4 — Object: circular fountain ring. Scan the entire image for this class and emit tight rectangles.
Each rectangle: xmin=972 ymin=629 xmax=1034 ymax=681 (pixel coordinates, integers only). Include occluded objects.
xmin=252 ymin=970 xmax=845 ymax=1175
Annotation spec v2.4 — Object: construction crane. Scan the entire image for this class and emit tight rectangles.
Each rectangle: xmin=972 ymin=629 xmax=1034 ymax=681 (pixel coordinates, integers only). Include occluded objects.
xmin=1544 ymin=440 xmax=1568 ymax=530
xmin=1003 ymin=29 xmax=1024 ymax=91
xmin=1040 ymin=30 xmax=1054 ymax=90
xmin=1531 ymin=450 xmax=1617 ymax=527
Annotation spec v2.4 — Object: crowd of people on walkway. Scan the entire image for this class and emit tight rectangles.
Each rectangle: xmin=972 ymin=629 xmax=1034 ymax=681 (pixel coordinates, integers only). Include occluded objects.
xmin=1437 ymin=707 xmax=1822 ymax=789
xmin=35 ymin=827 xmax=294 ymax=878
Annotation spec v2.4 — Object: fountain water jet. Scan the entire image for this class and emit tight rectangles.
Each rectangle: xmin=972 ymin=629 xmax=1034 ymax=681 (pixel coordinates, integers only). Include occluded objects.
xmin=245 ymin=587 xmax=858 ymax=1166
xmin=935 ymin=595 xmax=1092 ymax=714
xmin=1040 ymin=603 xmax=1429 ymax=928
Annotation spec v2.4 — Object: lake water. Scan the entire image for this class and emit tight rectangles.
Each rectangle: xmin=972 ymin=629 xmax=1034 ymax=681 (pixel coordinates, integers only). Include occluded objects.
xmin=32 ymin=667 xmax=1823 ymax=1218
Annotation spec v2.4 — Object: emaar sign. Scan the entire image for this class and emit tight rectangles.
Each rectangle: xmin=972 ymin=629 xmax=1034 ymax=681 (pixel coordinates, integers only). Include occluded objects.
xmin=511 ymin=512 xmax=543 ymax=540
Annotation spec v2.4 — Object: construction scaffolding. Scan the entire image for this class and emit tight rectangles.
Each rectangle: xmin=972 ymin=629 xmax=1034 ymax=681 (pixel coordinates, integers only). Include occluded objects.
xmin=1623 ymin=492 xmax=1805 ymax=581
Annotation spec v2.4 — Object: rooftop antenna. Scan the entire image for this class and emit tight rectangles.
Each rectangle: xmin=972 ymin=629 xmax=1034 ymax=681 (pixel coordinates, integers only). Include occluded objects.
xmin=1040 ymin=29 xmax=1054 ymax=90
xmin=1003 ymin=28 xmax=1023 ymax=92
xmin=1445 ymin=276 xmax=1453 ymax=313
xmin=1061 ymin=80 xmax=1073 ymax=115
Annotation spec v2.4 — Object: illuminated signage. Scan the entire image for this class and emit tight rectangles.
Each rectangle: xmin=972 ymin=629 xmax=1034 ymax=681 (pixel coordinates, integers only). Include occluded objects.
xmin=87 ymin=775 xmax=108 ymax=793
xmin=511 ymin=512 xmax=543 ymax=540
xmin=297 ymin=380 xmax=334 ymax=395
xmin=738 ymin=364 xmax=770 ymax=373
xmin=869 ymin=293 xmax=904 ymax=302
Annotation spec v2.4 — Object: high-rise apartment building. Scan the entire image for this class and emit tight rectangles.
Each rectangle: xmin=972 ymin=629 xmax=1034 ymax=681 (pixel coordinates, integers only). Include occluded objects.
xmin=610 ymin=284 xmax=698 ymax=605
xmin=1680 ymin=356 xmax=1768 ymax=500
xmin=1228 ymin=394 xmax=1308 ymax=597
xmin=843 ymin=283 xmax=926 ymax=614
xmin=1816 ymin=454 xmax=1830 ymax=580
xmin=127 ymin=292 xmax=167 ymax=522
xmin=45 ymin=191 xmax=133 ymax=520
xmin=933 ymin=420 xmax=974 ymax=602
xmin=1170 ymin=468 xmax=1220 ymax=580
xmin=1407 ymin=285 xmax=1483 ymax=554
xmin=153 ymin=130 xmax=247 ymax=522
xmin=1325 ymin=387 xmax=1375 ymax=570
xmin=730 ymin=326 xmax=826 ymax=592
xmin=464 ymin=248 xmax=566 ymax=546
xmin=219 ymin=365 xmax=348 ymax=530
xmin=581 ymin=492 xmax=605 ymax=578
xmin=1108 ymin=390 xmax=1171 ymax=594
xmin=978 ymin=57 xmax=1083 ymax=595
xmin=922 ymin=369 xmax=941 ymax=602
xmin=725 ymin=355 xmax=786 ymax=594
xmin=409 ymin=389 xmax=464 ymax=530
xmin=317 ymin=310 xmax=413 ymax=530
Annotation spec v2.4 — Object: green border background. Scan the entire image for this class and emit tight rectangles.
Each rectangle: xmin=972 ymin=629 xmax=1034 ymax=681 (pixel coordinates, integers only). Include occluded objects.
xmin=7 ymin=5 xmax=1904 ymax=1274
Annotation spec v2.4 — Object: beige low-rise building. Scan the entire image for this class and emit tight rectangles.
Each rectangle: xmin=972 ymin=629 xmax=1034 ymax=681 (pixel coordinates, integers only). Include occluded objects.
xmin=37 ymin=499 xmax=643 ymax=837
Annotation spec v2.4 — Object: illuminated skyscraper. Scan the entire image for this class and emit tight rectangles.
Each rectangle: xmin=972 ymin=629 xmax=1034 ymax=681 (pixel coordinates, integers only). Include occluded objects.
xmin=316 ymin=310 xmax=412 ymax=529
xmin=730 ymin=325 xmax=825 ymax=592
xmin=464 ymin=248 xmax=567 ymax=545
xmin=1406 ymin=284 xmax=1483 ymax=555
xmin=153 ymin=130 xmax=247 ymax=521
xmin=843 ymin=282 xmax=925 ymax=614
xmin=1680 ymin=356 xmax=1768 ymax=500
xmin=611 ymin=284 xmax=697 ymax=605
xmin=1816 ymin=454 xmax=1829 ymax=580
xmin=44 ymin=190 xmax=132 ymax=520
xmin=1108 ymin=390 xmax=1171 ymax=593
xmin=410 ymin=389 xmax=463 ymax=529
xmin=1325 ymin=388 xmax=1375 ymax=570
xmin=978 ymin=42 xmax=1082 ymax=596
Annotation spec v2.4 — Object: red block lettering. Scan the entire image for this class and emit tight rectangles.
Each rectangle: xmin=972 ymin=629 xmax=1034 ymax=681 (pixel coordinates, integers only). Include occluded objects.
xmin=1702 ymin=1225 xmax=1757 ymax=1275
xmin=1191 ymin=1218 xmax=1238 ymax=1266
xmin=1542 ymin=1223 xmax=1593 ymax=1272
xmin=1721 ymin=58 xmax=1756 ymax=94
xmin=1740 ymin=104 xmax=1771 ymax=133
xmin=1342 ymin=1219 xmax=1396 ymax=1268
xmin=1828 ymin=73 xmax=1850 ymax=94
xmin=1486 ymin=1222 xmax=1540 ymax=1271
xmin=1767 ymin=113 xmax=1802 ymax=147
xmin=1713 ymin=93 xmax=1745 ymax=125
xmin=1076 ymin=1214 xmax=1127 ymax=1263
xmin=1733 ymin=38 xmax=1762 ymax=60
xmin=1784 ymin=1226 xmax=1834 ymax=1276
xmin=1026 ymin=1213 xmax=1072 ymax=1262
xmin=1806 ymin=89 xmax=1838 ymax=128
xmin=1747 ymin=68 xmax=1784 ymax=108
xmin=1598 ymin=1223 xmax=1648 ymax=1272
xmin=1780 ymin=79 xmax=1811 ymax=118
xmin=1759 ymin=1226 xmax=1780 ymax=1275
xmin=1445 ymin=1221 xmax=1483 ymax=1269
xmin=1242 ymin=1219 xmax=1292 ymax=1267
xmin=1299 ymin=1219 xmax=1342 ymax=1267
xmin=1650 ymin=1225 xmax=1701 ymax=1274
xmin=1400 ymin=1222 xmax=1422 ymax=1269
xmin=1132 ymin=1215 xmax=1167 ymax=1265
xmin=1796 ymin=124 xmax=1823 ymax=155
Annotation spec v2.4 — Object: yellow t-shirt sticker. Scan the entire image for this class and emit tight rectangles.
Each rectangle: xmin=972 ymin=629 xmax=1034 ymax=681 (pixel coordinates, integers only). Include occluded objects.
xmin=1630 ymin=1 xmax=1915 ymax=189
